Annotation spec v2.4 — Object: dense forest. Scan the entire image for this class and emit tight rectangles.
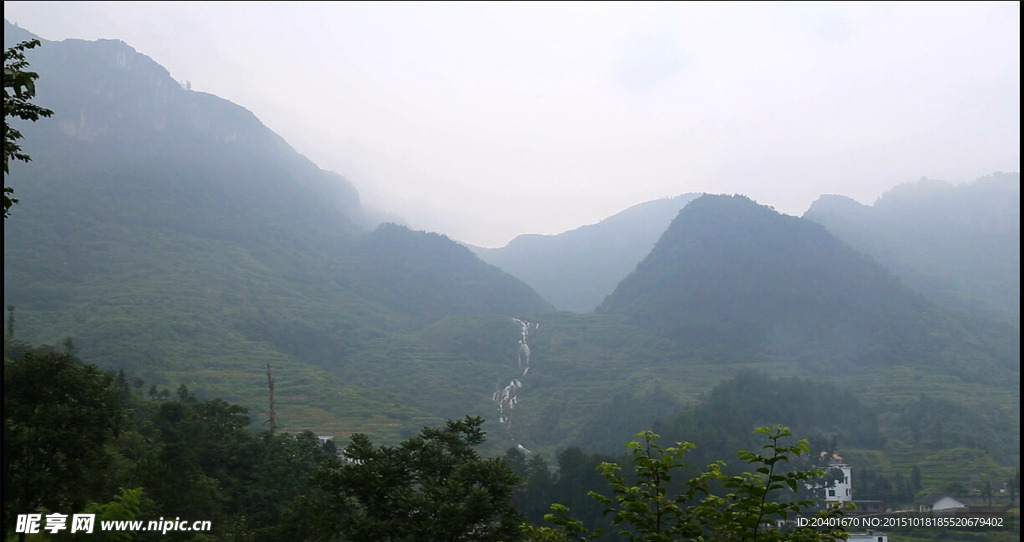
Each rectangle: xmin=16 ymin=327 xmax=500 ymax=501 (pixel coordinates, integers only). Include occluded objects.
xmin=4 ymin=339 xmax=1019 ymax=541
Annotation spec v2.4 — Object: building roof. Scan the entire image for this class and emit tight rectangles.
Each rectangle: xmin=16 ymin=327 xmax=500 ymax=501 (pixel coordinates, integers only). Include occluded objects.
xmin=916 ymin=493 xmax=964 ymax=507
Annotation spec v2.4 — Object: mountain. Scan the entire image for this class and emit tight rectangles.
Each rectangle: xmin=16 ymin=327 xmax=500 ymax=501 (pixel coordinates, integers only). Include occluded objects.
xmin=600 ymin=195 xmax=1018 ymax=382
xmin=589 ymin=194 xmax=1018 ymax=461
xmin=4 ymin=21 xmax=366 ymax=237
xmin=4 ymin=22 xmax=1017 ymax=467
xmin=354 ymin=224 xmax=553 ymax=320
xmin=472 ymin=193 xmax=701 ymax=312
xmin=804 ymin=173 xmax=1020 ymax=325
xmin=2 ymin=20 xmax=551 ymax=440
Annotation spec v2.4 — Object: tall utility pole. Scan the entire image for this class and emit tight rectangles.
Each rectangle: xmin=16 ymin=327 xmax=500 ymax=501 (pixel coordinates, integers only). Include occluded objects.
xmin=266 ymin=362 xmax=276 ymax=433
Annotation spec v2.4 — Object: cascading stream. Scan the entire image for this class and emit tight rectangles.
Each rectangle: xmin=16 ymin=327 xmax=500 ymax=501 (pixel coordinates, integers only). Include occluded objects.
xmin=492 ymin=317 xmax=537 ymax=454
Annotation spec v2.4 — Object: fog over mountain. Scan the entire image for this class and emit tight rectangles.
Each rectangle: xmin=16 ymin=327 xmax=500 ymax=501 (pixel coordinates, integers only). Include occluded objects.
xmin=3 ymin=20 xmax=551 ymax=440
xmin=471 ymin=193 xmax=700 ymax=312
xmin=3 ymin=16 xmax=1017 ymax=481
xmin=805 ymin=172 xmax=1020 ymax=324
xmin=602 ymin=195 xmax=1016 ymax=375
xmin=3 ymin=2 xmax=1018 ymax=247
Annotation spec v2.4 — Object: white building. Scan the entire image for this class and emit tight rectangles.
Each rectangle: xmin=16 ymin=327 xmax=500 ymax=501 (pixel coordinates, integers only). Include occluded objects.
xmin=805 ymin=453 xmax=853 ymax=505
xmin=825 ymin=459 xmax=852 ymax=504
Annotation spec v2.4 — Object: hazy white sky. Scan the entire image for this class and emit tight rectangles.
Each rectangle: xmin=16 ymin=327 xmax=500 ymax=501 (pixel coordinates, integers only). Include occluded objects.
xmin=4 ymin=1 xmax=1020 ymax=247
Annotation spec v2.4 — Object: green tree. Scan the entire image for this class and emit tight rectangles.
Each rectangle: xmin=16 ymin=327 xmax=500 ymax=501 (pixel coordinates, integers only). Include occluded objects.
xmin=4 ymin=38 xmax=54 ymax=217
xmin=910 ymin=464 xmax=923 ymax=493
xmin=3 ymin=346 xmax=124 ymax=540
xmin=893 ymin=472 xmax=911 ymax=503
xmin=525 ymin=426 xmax=847 ymax=542
xmin=243 ymin=431 xmax=338 ymax=541
xmin=308 ymin=416 xmax=525 ymax=542
xmin=72 ymin=487 xmax=146 ymax=542
xmin=139 ymin=398 xmax=255 ymax=530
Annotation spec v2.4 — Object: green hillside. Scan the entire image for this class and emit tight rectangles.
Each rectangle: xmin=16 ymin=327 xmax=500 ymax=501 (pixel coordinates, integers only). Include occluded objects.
xmin=601 ymin=195 xmax=1018 ymax=384
xmin=4 ymin=22 xmax=1017 ymax=471
xmin=2 ymin=22 xmax=551 ymax=444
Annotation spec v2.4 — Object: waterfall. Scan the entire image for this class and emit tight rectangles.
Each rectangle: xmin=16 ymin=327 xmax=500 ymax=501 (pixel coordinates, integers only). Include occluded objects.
xmin=492 ymin=317 xmax=537 ymax=451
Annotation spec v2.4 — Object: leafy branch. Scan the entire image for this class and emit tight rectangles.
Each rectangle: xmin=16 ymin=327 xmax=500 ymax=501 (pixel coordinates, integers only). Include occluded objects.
xmin=524 ymin=425 xmax=848 ymax=542
xmin=4 ymin=38 xmax=54 ymax=217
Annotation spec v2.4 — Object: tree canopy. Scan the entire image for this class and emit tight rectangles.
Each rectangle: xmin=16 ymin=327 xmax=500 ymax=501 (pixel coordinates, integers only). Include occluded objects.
xmin=3 ymin=344 xmax=123 ymax=537
xmin=305 ymin=416 xmax=526 ymax=542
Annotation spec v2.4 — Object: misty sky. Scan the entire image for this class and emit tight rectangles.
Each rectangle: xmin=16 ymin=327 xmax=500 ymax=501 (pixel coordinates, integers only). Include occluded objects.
xmin=4 ymin=1 xmax=1020 ymax=247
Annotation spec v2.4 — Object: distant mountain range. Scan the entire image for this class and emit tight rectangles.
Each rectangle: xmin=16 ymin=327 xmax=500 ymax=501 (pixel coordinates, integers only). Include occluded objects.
xmin=804 ymin=173 xmax=1020 ymax=325
xmin=601 ymin=194 xmax=1016 ymax=384
xmin=3 ymin=20 xmax=1018 ymax=469
xmin=471 ymin=194 xmax=700 ymax=312
xmin=476 ymin=175 xmax=1019 ymax=325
